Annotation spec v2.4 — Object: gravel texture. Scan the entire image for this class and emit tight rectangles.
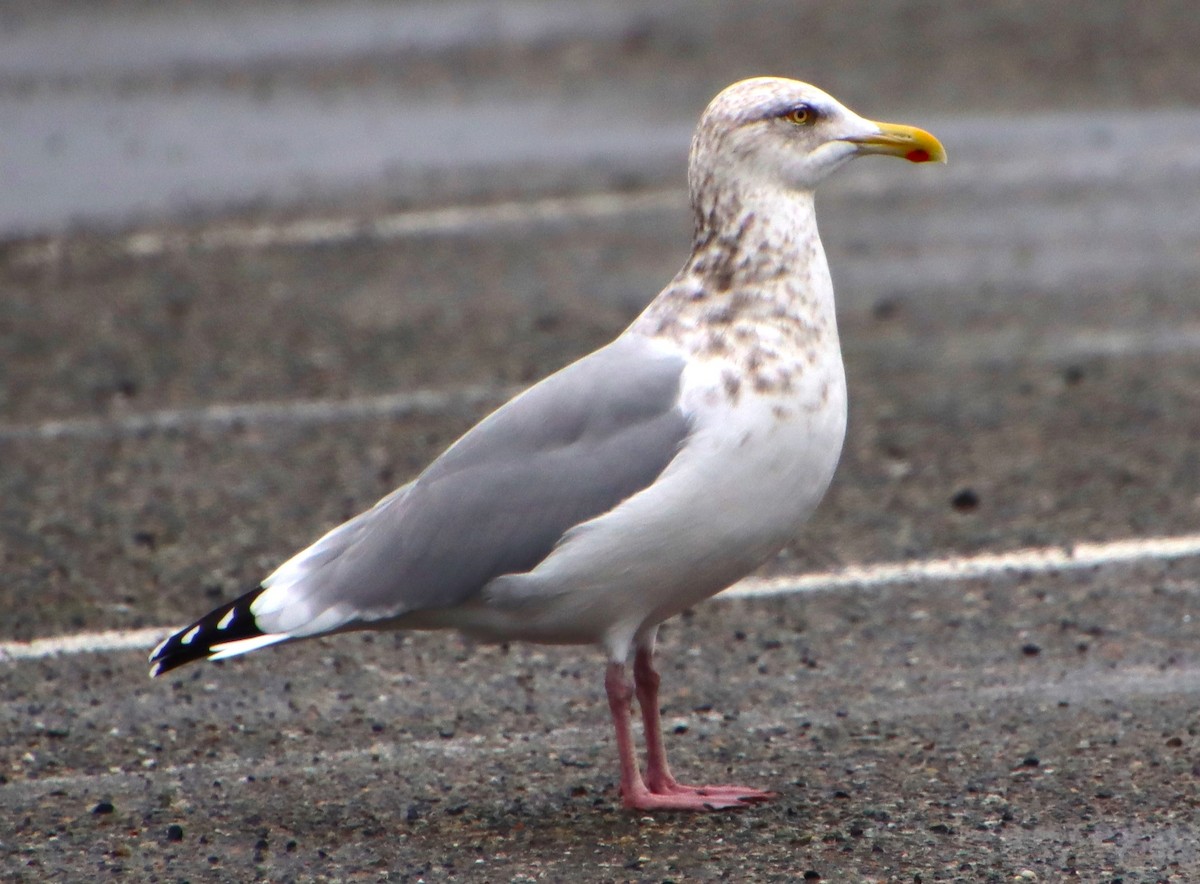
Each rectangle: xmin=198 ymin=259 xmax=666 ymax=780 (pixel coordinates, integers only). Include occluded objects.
xmin=3 ymin=2 xmax=1200 ymax=881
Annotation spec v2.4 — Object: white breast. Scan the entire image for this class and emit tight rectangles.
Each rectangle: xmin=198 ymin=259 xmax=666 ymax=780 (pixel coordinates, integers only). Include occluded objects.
xmin=463 ymin=336 xmax=847 ymax=661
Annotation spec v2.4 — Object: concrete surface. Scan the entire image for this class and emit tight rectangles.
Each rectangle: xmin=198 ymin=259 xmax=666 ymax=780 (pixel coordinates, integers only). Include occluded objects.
xmin=3 ymin=1 xmax=1200 ymax=881
xmin=4 ymin=0 xmax=1200 ymax=237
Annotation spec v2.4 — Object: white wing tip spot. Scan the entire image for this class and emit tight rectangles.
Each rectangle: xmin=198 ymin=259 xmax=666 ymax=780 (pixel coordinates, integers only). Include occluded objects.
xmin=179 ymin=626 xmax=200 ymax=646
xmin=217 ymin=609 xmax=236 ymax=630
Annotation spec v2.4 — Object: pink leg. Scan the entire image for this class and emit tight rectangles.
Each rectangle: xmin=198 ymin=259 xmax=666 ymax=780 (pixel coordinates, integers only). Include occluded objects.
xmin=633 ymin=646 xmax=776 ymax=803
xmin=604 ymin=657 xmax=775 ymax=812
xmin=633 ymin=646 xmax=685 ymax=793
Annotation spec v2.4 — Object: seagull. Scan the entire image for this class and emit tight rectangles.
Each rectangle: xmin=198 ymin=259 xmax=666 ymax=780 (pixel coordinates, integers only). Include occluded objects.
xmin=149 ymin=77 xmax=945 ymax=812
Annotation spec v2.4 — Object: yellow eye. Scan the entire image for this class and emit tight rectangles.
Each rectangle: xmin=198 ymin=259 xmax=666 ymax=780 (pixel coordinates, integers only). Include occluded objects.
xmin=783 ymin=106 xmax=813 ymax=125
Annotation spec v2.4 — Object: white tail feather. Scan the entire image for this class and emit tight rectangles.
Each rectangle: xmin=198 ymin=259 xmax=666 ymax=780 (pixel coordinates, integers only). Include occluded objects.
xmin=207 ymin=633 xmax=291 ymax=661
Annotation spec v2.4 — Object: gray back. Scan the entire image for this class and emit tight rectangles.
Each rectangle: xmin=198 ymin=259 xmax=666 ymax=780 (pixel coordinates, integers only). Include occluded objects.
xmin=307 ymin=335 xmax=691 ymax=620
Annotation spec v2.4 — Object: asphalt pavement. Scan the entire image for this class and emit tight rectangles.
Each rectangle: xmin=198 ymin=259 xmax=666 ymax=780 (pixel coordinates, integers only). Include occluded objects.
xmin=3 ymin=2 xmax=1200 ymax=881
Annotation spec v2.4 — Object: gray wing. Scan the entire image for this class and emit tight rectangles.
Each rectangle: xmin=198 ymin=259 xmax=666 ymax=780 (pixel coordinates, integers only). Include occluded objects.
xmin=266 ymin=334 xmax=691 ymax=628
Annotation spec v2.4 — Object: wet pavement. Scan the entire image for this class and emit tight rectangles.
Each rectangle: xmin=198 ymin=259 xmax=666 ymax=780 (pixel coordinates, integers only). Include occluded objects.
xmin=3 ymin=1 xmax=1200 ymax=881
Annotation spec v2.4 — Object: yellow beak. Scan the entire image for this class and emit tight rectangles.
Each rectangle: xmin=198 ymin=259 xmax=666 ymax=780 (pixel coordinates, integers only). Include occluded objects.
xmin=844 ymin=121 xmax=947 ymax=164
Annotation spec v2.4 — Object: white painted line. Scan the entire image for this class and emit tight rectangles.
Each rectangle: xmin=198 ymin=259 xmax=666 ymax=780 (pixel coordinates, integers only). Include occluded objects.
xmin=8 ymin=318 xmax=1200 ymax=443
xmin=11 ymin=189 xmax=686 ymax=266
xmin=0 ymin=627 xmax=170 ymax=662
xmin=882 ymin=324 xmax=1200 ymax=366
xmin=1056 ymin=325 xmax=1200 ymax=359
xmin=720 ymin=533 xmax=1200 ymax=599
xmin=0 ymin=384 xmax=512 ymax=442
xmin=4 ymin=533 xmax=1200 ymax=665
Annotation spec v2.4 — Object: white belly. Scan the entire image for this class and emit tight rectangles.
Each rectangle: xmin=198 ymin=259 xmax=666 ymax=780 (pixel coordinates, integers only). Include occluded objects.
xmin=425 ymin=346 xmax=848 ymax=661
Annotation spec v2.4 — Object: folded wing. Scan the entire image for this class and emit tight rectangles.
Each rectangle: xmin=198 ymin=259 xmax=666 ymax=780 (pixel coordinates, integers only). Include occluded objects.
xmin=150 ymin=335 xmax=690 ymax=674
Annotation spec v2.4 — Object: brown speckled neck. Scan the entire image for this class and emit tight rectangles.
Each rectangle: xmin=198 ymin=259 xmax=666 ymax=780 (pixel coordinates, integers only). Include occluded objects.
xmin=630 ymin=182 xmax=838 ymax=401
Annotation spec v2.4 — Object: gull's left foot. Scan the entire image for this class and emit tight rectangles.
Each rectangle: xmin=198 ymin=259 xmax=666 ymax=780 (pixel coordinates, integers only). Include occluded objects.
xmin=622 ymin=782 xmax=776 ymax=812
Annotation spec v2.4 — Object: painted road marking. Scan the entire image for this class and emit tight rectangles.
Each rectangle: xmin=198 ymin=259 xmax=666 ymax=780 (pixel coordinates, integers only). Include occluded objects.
xmin=11 ymin=189 xmax=686 ymax=267
xmin=4 ymin=532 xmax=1199 ymax=663
xmin=7 ymin=316 xmax=1200 ymax=443
xmin=0 ymin=384 xmax=511 ymax=442
xmin=0 ymin=627 xmax=170 ymax=662
xmin=719 ymin=533 xmax=1200 ymax=598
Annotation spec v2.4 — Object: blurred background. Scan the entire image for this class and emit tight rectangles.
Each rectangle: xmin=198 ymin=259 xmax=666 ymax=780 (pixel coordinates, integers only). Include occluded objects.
xmin=3 ymin=2 xmax=1200 ymax=879
xmin=2 ymin=0 xmax=1198 ymax=234
xmin=4 ymin=0 xmax=1198 ymax=623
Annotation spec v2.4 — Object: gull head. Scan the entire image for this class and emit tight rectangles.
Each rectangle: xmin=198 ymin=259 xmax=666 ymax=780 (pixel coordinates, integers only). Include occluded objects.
xmin=690 ymin=77 xmax=946 ymax=197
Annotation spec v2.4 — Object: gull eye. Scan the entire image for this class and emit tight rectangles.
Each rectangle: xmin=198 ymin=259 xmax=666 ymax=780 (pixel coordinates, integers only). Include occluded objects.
xmin=782 ymin=105 xmax=815 ymax=125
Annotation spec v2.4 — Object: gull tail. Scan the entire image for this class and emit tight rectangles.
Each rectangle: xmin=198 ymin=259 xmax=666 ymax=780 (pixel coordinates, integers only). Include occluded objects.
xmin=148 ymin=586 xmax=291 ymax=678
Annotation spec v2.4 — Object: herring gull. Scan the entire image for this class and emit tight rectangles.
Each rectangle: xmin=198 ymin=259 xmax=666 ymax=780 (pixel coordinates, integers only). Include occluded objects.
xmin=149 ymin=77 xmax=945 ymax=812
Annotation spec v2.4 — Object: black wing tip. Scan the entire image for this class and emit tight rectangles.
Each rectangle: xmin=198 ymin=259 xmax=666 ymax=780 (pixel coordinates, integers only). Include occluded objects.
xmin=148 ymin=585 xmax=268 ymax=678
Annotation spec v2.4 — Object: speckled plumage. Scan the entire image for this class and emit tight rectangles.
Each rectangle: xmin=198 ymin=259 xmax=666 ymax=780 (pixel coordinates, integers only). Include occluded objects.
xmin=149 ymin=77 xmax=944 ymax=813
xmin=634 ymin=79 xmax=848 ymax=410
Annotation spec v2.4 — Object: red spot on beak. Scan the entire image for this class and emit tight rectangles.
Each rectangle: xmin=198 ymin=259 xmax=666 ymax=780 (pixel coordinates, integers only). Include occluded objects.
xmin=906 ymin=148 xmax=931 ymax=163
